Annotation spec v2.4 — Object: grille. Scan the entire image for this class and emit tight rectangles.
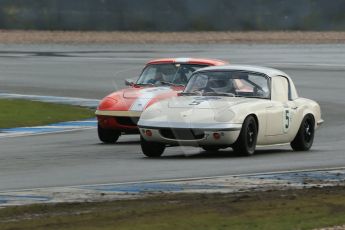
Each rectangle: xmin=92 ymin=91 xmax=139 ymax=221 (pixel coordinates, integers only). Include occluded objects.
xmin=116 ymin=116 xmax=139 ymax=126
xmin=160 ymin=128 xmax=205 ymax=140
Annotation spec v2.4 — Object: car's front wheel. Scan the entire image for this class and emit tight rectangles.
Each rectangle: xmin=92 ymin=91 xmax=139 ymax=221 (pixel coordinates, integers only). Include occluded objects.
xmin=291 ymin=115 xmax=315 ymax=151
xmin=140 ymin=135 xmax=165 ymax=158
xmin=233 ymin=115 xmax=258 ymax=156
xmin=98 ymin=124 xmax=121 ymax=143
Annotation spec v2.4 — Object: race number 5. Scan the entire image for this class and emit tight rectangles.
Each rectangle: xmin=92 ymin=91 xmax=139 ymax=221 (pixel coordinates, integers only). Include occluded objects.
xmin=189 ymin=100 xmax=202 ymax=105
xmin=283 ymin=109 xmax=291 ymax=133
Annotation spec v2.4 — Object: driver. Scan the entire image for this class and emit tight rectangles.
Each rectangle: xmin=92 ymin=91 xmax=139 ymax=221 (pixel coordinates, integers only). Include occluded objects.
xmin=189 ymin=75 xmax=208 ymax=93
xmin=147 ymin=72 xmax=164 ymax=84
xmin=173 ymin=72 xmax=188 ymax=85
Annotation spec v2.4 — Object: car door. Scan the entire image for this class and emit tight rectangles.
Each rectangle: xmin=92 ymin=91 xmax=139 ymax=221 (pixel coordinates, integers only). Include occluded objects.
xmin=265 ymin=76 xmax=297 ymax=142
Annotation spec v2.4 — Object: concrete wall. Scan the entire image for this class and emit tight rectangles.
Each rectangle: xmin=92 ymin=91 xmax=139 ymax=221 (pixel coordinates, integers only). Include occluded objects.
xmin=0 ymin=0 xmax=345 ymax=31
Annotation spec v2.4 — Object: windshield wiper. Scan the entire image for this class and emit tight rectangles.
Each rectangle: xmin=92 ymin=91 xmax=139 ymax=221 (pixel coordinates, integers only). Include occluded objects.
xmin=135 ymin=83 xmax=155 ymax=86
xmin=173 ymin=83 xmax=185 ymax=87
xmin=160 ymin=81 xmax=185 ymax=87
xmin=159 ymin=81 xmax=174 ymax=86
xmin=202 ymin=92 xmax=236 ymax=97
xmin=179 ymin=92 xmax=201 ymax=96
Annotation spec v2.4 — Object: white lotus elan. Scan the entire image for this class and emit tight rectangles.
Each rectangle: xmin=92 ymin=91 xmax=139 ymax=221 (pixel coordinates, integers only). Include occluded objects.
xmin=138 ymin=65 xmax=323 ymax=157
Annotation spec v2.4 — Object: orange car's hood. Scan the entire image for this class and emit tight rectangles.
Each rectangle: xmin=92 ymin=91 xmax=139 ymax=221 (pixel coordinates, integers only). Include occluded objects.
xmin=98 ymin=86 xmax=182 ymax=112
xmin=123 ymin=87 xmax=175 ymax=99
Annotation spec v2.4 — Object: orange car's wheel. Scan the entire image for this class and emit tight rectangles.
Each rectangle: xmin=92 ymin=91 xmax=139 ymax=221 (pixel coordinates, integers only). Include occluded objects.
xmin=98 ymin=124 xmax=120 ymax=143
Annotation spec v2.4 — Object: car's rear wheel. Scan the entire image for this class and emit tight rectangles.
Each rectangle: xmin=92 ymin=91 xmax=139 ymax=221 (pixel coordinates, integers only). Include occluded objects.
xmin=291 ymin=115 xmax=315 ymax=151
xmin=140 ymin=135 xmax=165 ymax=158
xmin=233 ymin=115 xmax=258 ymax=156
xmin=98 ymin=124 xmax=120 ymax=143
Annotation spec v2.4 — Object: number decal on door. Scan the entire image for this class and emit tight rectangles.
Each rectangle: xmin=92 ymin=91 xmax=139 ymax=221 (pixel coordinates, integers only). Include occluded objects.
xmin=189 ymin=100 xmax=202 ymax=105
xmin=283 ymin=109 xmax=291 ymax=133
xmin=189 ymin=97 xmax=221 ymax=106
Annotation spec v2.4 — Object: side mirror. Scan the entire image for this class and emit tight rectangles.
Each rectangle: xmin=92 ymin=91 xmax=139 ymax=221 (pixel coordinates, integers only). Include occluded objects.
xmin=125 ymin=79 xmax=135 ymax=86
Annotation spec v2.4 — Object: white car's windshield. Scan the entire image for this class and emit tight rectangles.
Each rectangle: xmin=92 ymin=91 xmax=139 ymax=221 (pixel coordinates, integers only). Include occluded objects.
xmin=183 ymin=71 xmax=270 ymax=99
xmin=136 ymin=63 xmax=207 ymax=86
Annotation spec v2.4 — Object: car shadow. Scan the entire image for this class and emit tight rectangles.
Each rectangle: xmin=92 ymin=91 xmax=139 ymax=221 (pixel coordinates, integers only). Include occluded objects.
xmin=147 ymin=148 xmax=295 ymax=160
xmin=97 ymin=140 xmax=141 ymax=146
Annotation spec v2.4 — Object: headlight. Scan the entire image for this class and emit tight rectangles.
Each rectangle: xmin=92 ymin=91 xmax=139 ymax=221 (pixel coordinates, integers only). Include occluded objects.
xmin=98 ymin=97 xmax=118 ymax=110
xmin=214 ymin=109 xmax=235 ymax=122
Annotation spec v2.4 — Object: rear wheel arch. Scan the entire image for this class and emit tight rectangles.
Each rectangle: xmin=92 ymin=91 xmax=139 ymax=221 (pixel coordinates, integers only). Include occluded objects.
xmin=298 ymin=106 xmax=316 ymax=126
xmin=303 ymin=112 xmax=316 ymax=128
xmin=291 ymin=113 xmax=315 ymax=151
xmin=306 ymin=113 xmax=315 ymax=122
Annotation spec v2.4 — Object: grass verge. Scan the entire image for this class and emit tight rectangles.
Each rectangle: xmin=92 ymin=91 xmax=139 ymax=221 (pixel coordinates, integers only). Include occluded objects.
xmin=0 ymin=99 xmax=95 ymax=129
xmin=1 ymin=187 xmax=345 ymax=229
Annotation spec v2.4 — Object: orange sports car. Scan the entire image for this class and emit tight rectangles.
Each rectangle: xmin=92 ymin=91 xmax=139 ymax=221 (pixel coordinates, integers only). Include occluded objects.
xmin=95 ymin=58 xmax=227 ymax=143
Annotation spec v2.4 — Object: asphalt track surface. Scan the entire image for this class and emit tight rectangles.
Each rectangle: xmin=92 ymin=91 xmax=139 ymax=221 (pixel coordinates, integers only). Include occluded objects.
xmin=0 ymin=44 xmax=344 ymax=191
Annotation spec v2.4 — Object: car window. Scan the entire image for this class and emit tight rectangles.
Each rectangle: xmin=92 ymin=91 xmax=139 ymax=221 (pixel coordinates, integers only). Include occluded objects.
xmin=271 ymin=76 xmax=289 ymax=102
xmin=248 ymin=74 xmax=269 ymax=93
xmin=136 ymin=63 xmax=207 ymax=86
xmin=184 ymin=70 xmax=270 ymax=99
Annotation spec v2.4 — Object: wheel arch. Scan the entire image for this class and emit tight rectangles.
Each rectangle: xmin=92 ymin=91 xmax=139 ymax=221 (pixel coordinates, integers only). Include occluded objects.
xmin=290 ymin=112 xmax=316 ymax=151
xmin=302 ymin=111 xmax=316 ymax=128
xmin=246 ymin=113 xmax=259 ymax=132
xmin=232 ymin=113 xmax=259 ymax=156
xmin=296 ymin=99 xmax=321 ymax=129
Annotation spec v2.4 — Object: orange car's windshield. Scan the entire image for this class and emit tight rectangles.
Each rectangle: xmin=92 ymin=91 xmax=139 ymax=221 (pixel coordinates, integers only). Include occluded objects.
xmin=136 ymin=63 xmax=207 ymax=86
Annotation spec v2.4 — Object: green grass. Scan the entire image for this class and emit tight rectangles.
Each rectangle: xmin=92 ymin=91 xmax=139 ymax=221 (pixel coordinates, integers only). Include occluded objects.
xmin=1 ymin=187 xmax=345 ymax=229
xmin=0 ymin=99 xmax=95 ymax=128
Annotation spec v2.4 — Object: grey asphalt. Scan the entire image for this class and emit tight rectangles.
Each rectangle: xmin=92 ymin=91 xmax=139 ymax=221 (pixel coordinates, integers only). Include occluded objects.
xmin=0 ymin=44 xmax=344 ymax=191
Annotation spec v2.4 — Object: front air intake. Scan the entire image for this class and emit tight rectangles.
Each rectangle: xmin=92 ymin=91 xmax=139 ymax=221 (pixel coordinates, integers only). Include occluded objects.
xmin=116 ymin=117 xmax=139 ymax=126
xmin=160 ymin=128 xmax=205 ymax=140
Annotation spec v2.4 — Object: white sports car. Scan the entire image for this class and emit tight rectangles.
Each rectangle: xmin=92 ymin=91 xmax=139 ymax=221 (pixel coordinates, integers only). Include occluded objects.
xmin=138 ymin=65 xmax=323 ymax=157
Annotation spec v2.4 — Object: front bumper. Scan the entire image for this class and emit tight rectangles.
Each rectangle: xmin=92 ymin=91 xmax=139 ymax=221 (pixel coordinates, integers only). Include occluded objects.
xmin=96 ymin=110 xmax=141 ymax=133
xmin=95 ymin=110 xmax=141 ymax=117
xmin=138 ymin=122 xmax=242 ymax=146
xmin=138 ymin=120 xmax=242 ymax=131
xmin=317 ymin=119 xmax=324 ymax=128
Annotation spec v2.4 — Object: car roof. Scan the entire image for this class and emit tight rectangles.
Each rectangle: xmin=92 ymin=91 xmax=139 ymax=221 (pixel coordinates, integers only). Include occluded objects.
xmin=147 ymin=58 xmax=228 ymax=66
xmin=194 ymin=65 xmax=289 ymax=78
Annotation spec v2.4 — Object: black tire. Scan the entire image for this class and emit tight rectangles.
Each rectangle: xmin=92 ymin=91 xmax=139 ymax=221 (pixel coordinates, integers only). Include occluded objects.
xmin=233 ymin=115 xmax=258 ymax=156
xmin=98 ymin=124 xmax=120 ymax=143
xmin=140 ymin=135 xmax=165 ymax=158
xmin=291 ymin=115 xmax=315 ymax=151
xmin=202 ymin=146 xmax=220 ymax=152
